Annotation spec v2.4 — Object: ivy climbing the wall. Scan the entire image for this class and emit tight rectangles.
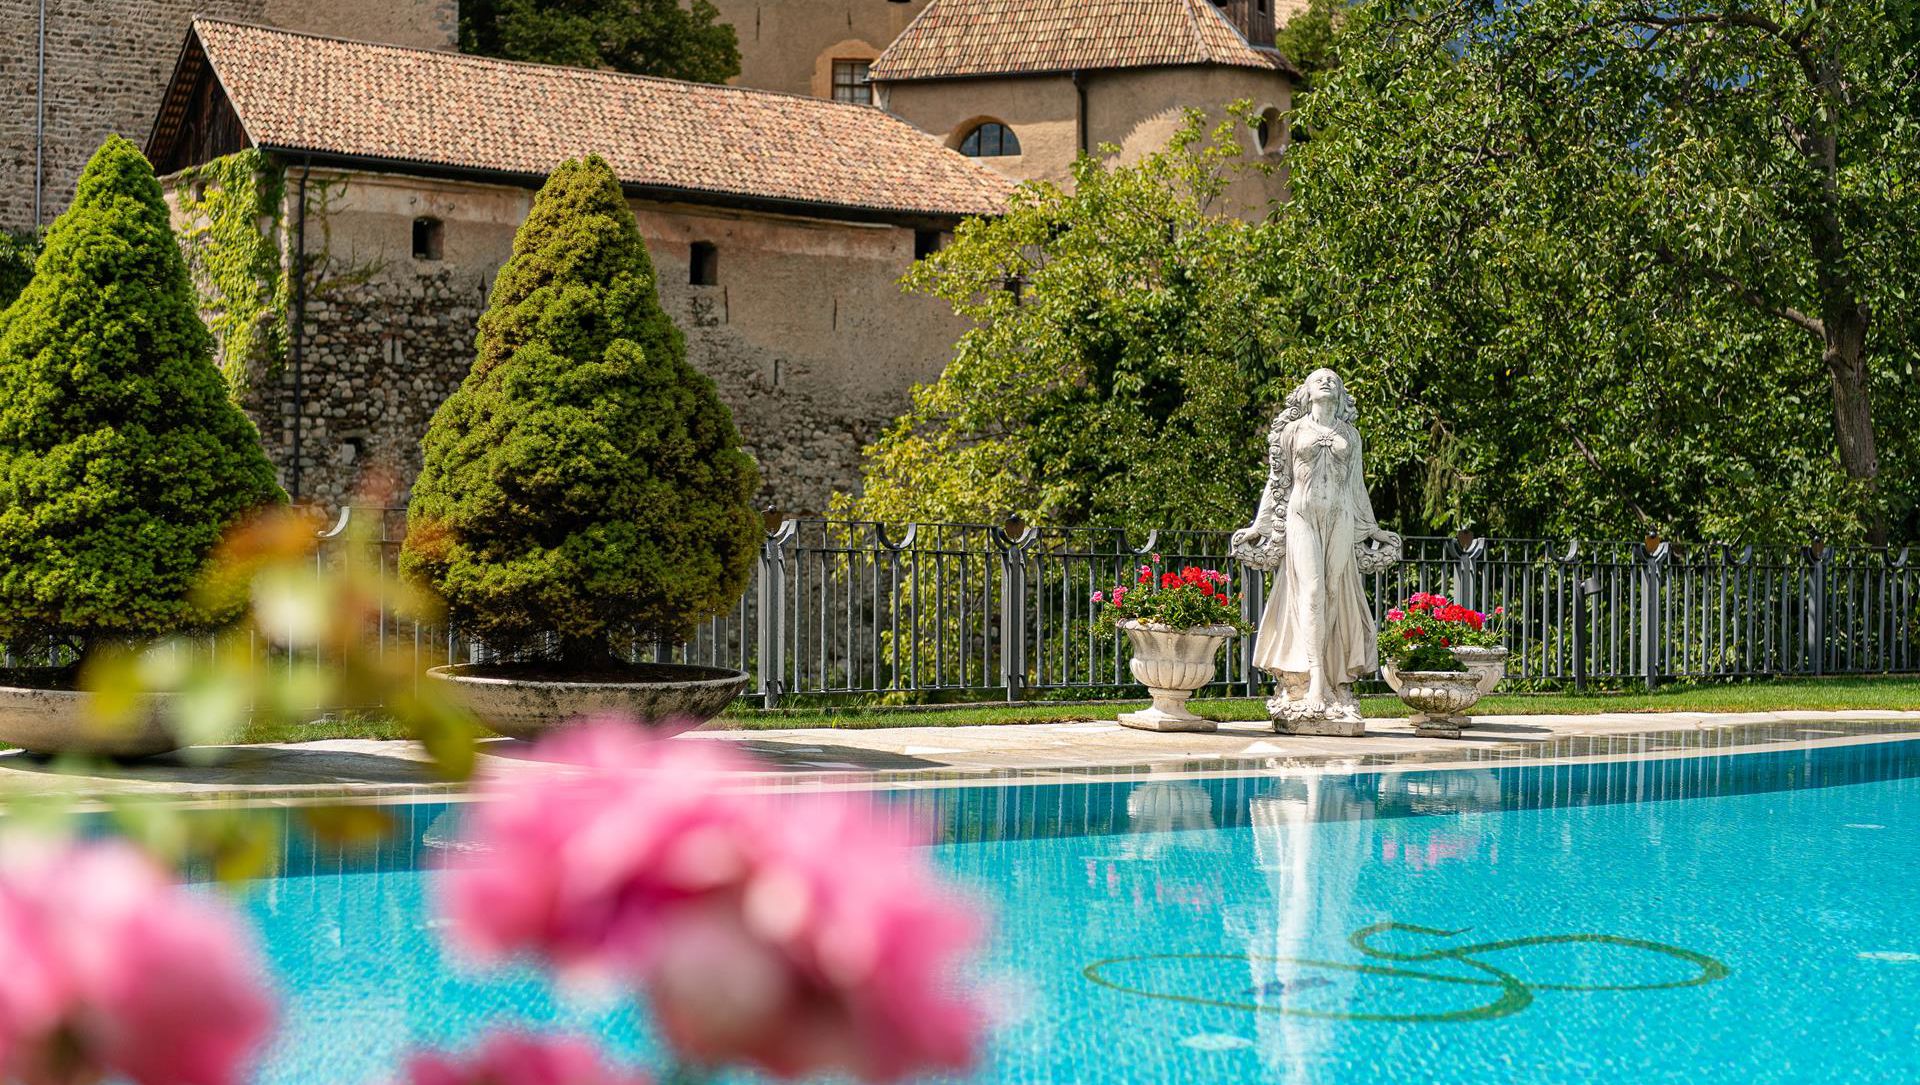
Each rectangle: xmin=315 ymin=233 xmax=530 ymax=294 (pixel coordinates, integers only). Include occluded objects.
xmin=173 ymin=149 xmax=288 ymax=393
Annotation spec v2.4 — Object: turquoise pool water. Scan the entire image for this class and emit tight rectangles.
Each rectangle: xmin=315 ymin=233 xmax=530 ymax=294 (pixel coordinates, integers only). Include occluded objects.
xmin=241 ymin=739 xmax=1920 ymax=1083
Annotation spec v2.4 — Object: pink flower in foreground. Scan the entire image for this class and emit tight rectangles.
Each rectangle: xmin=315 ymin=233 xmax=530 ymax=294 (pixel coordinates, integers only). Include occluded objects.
xmin=0 ymin=837 xmax=275 ymax=1085
xmin=401 ymin=1032 xmax=648 ymax=1085
xmin=443 ymin=720 xmax=987 ymax=1083
xmin=1386 ymin=607 xmax=1406 ymax=621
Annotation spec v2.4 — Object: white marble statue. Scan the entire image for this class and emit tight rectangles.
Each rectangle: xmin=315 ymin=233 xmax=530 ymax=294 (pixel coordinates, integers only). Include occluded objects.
xmin=1231 ymin=368 xmax=1401 ymax=735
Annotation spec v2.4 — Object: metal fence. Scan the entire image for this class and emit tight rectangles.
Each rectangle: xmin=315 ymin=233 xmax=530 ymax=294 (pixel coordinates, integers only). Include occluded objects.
xmin=286 ymin=511 xmax=1920 ymax=704
xmin=19 ymin=510 xmax=1914 ymax=705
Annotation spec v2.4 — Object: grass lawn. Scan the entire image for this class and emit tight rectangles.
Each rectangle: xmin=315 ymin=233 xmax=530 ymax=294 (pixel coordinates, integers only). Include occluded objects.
xmin=236 ymin=675 xmax=1920 ymax=743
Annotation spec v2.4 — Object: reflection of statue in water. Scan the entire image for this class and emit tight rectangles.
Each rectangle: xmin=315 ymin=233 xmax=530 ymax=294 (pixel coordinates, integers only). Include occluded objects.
xmin=1232 ymin=369 xmax=1401 ymax=736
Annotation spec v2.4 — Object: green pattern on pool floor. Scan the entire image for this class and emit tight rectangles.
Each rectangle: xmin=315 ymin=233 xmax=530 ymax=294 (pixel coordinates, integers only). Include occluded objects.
xmin=1084 ymin=922 xmax=1729 ymax=1023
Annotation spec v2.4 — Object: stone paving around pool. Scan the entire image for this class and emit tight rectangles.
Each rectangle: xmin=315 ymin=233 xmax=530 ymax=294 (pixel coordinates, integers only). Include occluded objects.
xmin=2 ymin=709 xmax=1917 ymax=804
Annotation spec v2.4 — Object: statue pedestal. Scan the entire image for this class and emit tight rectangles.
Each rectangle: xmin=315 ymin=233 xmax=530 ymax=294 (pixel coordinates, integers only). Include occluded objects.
xmin=1266 ymin=680 xmax=1365 ymax=737
xmin=1276 ymin=715 xmax=1365 ymax=738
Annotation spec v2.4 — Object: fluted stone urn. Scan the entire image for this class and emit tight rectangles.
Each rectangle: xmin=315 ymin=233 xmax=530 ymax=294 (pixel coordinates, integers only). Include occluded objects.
xmin=1380 ymin=666 xmax=1484 ymax=739
xmin=1449 ymin=645 xmax=1510 ymax=694
xmin=1117 ymin=621 xmax=1239 ymax=733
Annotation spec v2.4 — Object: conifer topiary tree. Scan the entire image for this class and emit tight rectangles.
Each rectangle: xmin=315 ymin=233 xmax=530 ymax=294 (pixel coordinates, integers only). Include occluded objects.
xmin=402 ymin=155 xmax=759 ymax=669
xmin=0 ymin=136 xmax=283 ymax=659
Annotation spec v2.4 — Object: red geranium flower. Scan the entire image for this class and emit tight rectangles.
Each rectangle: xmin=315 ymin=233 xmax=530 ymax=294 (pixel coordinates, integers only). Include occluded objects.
xmin=1161 ymin=573 xmax=1181 ymax=590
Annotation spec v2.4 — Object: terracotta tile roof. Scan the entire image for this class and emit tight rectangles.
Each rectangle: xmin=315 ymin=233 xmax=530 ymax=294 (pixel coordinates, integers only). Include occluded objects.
xmin=869 ymin=0 xmax=1293 ymax=81
xmin=156 ymin=20 xmax=1012 ymax=220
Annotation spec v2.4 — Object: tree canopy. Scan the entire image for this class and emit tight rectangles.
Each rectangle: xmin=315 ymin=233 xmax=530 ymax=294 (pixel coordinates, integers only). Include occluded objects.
xmin=840 ymin=115 xmax=1285 ymax=533
xmin=0 ymin=137 xmax=281 ymax=653
xmin=1275 ymin=0 xmax=1920 ymax=544
xmin=0 ymin=229 xmax=37 ymax=313
xmin=402 ymin=156 xmax=759 ymax=667
xmin=460 ymin=0 xmax=740 ymax=84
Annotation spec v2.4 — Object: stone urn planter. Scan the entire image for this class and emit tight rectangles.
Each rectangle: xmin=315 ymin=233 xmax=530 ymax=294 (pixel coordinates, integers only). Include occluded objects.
xmin=430 ymin=662 xmax=749 ymax=741
xmin=1382 ymin=645 xmax=1509 ymax=695
xmin=1449 ymin=645 xmax=1510 ymax=694
xmin=0 ymin=674 xmax=181 ymax=758
xmin=1380 ymin=665 xmax=1485 ymax=739
xmin=1116 ymin=621 xmax=1239 ymax=733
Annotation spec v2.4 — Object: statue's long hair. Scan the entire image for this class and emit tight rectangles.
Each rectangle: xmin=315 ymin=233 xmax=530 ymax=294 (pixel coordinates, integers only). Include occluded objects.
xmin=1272 ymin=368 xmax=1359 ymax=434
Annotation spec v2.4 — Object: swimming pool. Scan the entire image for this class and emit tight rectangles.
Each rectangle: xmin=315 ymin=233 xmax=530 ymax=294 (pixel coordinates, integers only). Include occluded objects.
xmin=241 ymin=737 xmax=1920 ymax=1083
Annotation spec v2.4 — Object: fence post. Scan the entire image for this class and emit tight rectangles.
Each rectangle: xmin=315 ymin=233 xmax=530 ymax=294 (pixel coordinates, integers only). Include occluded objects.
xmin=1449 ymin=530 xmax=1484 ymax=609
xmin=1239 ymin=559 xmax=1263 ymax=698
xmin=1640 ymin=537 xmax=1669 ymax=689
xmin=1553 ymin=541 xmax=1588 ymax=691
xmin=756 ymin=515 xmax=793 ymax=708
xmin=995 ymin=519 xmax=1033 ymax=702
xmin=1807 ymin=541 xmax=1827 ymax=676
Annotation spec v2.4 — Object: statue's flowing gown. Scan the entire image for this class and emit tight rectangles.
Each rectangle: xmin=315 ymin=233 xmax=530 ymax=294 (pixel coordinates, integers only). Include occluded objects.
xmin=1251 ymin=418 xmax=1380 ymax=684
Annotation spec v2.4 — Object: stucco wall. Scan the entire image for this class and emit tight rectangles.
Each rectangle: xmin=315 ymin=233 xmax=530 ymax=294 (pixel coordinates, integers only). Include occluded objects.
xmin=166 ymin=168 xmax=968 ymax=515
xmin=879 ymin=76 xmax=1083 ymax=185
xmin=879 ymin=64 xmax=1293 ymax=217
xmin=0 ymin=0 xmax=455 ymax=231
xmin=707 ymin=0 xmax=934 ymax=97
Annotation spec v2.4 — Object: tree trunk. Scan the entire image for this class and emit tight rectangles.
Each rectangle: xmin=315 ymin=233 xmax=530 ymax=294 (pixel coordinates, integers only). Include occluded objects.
xmin=557 ymin=634 xmax=618 ymax=673
xmin=1823 ymin=307 xmax=1886 ymax=543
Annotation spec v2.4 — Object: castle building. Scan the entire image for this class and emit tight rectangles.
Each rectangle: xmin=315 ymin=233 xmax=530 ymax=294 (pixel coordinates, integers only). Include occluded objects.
xmin=0 ymin=0 xmax=456 ymax=232
xmin=713 ymin=0 xmax=1302 ymax=215
xmin=146 ymin=20 xmax=1010 ymax=514
xmin=869 ymin=0 xmax=1298 ymax=212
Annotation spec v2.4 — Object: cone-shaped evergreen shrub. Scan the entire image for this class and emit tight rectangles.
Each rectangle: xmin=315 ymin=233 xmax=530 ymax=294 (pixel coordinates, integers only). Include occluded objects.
xmin=402 ymin=156 xmax=759 ymax=666
xmin=0 ymin=136 xmax=283 ymax=654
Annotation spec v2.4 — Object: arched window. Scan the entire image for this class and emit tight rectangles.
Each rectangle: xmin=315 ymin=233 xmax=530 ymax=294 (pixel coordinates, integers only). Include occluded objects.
xmin=959 ymin=122 xmax=1021 ymax=157
xmin=1255 ymin=106 xmax=1284 ymax=156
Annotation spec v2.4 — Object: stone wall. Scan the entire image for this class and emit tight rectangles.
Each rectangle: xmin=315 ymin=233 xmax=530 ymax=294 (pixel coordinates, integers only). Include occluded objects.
xmin=177 ymin=167 xmax=968 ymax=516
xmin=0 ymin=0 xmax=455 ymax=231
xmin=706 ymin=0 xmax=935 ymax=97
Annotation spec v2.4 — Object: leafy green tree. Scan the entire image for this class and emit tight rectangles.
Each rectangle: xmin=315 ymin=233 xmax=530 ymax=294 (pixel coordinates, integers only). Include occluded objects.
xmin=1274 ymin=0 xmax=1920 ymax=543
xmin=0 ymin=228 xmax=38 ymax=312
xmin=0 ymin=137 xmax=282 ymax=657
xmin=402 ymin=156 xmax=760 ymax=667
xmin=1272 ymin=0 xmax=1345 ymax=87
xmin=461 ymin=0 xmax=741 ymax=84
xmin=841 ymin=114 xmax=1285 ymax=533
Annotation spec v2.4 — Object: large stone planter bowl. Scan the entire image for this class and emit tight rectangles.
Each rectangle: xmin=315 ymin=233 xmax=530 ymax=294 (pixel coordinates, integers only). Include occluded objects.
xmin=0 ymin=676 xmax=180 ymax=758
xmin=1117 ymin=621 xmax=1238 ymax=733
xmin=1450 ymin=645 xmax=1510 ymax=694
xmin=1382 ymin=666 xmax=1484 ymax=739
xmin=430 ymin=662 xmax=749 ymax=741
xmin=1381 ymin=645 xmax=1509 ymax=696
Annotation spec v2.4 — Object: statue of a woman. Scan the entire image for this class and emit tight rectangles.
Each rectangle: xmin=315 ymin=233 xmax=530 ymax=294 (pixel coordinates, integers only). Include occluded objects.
xmin=1232 ymin=368 xmax=1401 ymax=735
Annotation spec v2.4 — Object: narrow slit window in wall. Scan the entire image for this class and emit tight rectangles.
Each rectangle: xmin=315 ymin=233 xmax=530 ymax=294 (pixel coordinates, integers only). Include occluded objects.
xmin=412 ymin=217 xmax=443 ymax=261
xmin=690 ymin=241 xmax=719 ymax=286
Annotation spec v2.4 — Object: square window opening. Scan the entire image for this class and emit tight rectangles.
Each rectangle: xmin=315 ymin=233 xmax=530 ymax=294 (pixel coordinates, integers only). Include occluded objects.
xmin=690 ymin=241 xmax=719 ymax=286
xmin=412 ymin=217 xmax=444 ymax=261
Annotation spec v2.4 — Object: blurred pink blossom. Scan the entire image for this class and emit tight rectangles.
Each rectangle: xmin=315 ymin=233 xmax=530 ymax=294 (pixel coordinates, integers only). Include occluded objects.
xmin=0 ymin=837 xmax=275 ymax=1085
xmin=401 ymin=1032 xmax=648 ymax=1085
xmin=1386 ymin=607 xmax=1406 ymax=621
xmin=442 ymin=719 xmax=986 ymax=1083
